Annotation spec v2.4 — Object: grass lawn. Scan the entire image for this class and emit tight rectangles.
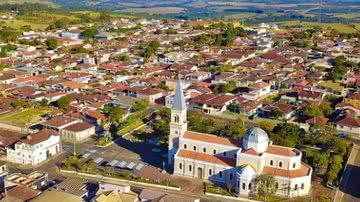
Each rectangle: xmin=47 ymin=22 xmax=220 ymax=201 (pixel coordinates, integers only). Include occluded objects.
xmin=205 ymin=182 xmax=233 ymax=196
xmin=319 ymin=81 xmax=344 ymax=93
xmin=0 ymin=107 xmax=52 ymax=127
xmin=221 ymin=111 xmax=248 ymax=120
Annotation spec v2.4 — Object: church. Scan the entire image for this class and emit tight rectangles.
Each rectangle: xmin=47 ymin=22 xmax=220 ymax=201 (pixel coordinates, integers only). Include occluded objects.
xmin=168 ymin=80 xmax=312 ymax=198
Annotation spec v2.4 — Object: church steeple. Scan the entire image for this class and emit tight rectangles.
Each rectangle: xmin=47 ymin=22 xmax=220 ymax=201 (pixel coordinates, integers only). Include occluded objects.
xmin=168 ymin=78 xmax=188 ymax=166
xmin=173 ymin=79 xmax=186 ymax=111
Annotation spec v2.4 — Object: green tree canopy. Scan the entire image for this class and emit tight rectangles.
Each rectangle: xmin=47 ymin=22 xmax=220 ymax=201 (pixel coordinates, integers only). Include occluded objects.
xmin=131 ymin=99 xmax=149 ymax=112
xmin=46 ymin=38 xmax=58 ymax=50
xmin=255 ymin=174 xmax=278 ymax=201
xmin=81 ymin=28 xmax=99 ymax=39
xmin=57 ymin=96 xmax=71 ymax=110
xmin=109 ymin=106 xmax=125 ymax=124
xmin=272 ymin=123 xmax=304 ymax=147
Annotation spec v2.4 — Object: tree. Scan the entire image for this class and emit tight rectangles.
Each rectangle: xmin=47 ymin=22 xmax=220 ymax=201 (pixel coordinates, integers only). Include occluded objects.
xmin=319 ymin=102 xmax=333 ymax=117
xmin=272 ymin=123 xmax=304 ymax=147
xmin=313 ymin=152 xmax=329 ymax=175
xmin=302 ymin=103 xmax=323 ymax=118
xmin=109 ymin=106 xmax=125 ymax=124
xmin=217 ymin=118 xmax=247 ymax=139
xmin=271 ymin=108 xmax=283 ymax=119
xmin=307 ymin=125 xmax=336 ymax=145
xmin=46 ymin=38 xmax=58 ymax=50
xmin=255 ymin=175 xmax=278 ymax=201
xmin=98 ymin=11 xmax=111 ymax=22
xmin=326 ymin=155 xmax=343 ymax=185
xmin=259 ymin=120 xmax=277 ymax=133
xmin=81 ymin=28 xmax=99 ymax=39
xmin=131 ymin=99 xmax=149 ymax=112
xmin=57 ymin=96 xmax=71 ymax=110
xmin=116 ymin=54 xmax=130 ymax=62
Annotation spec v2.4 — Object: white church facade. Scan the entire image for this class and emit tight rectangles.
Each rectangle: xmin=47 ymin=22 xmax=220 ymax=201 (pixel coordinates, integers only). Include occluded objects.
xmin=168 ymin=80 xmax=312 ymax=198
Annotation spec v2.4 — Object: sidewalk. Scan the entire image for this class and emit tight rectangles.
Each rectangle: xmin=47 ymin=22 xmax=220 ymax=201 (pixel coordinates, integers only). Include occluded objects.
xmin=333 ymin=144 xmax=359 ymax=202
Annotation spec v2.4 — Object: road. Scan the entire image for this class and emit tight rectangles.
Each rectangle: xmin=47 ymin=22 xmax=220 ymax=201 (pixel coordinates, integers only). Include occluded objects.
xmin=334 ymin=144 xmax=360 ymax=202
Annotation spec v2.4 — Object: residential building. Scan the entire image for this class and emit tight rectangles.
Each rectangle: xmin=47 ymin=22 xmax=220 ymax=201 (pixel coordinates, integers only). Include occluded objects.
xmin=6 ymin=129 xmax=62 ymax=166
xmin=60 ymin=122 xmax=95 ymax=143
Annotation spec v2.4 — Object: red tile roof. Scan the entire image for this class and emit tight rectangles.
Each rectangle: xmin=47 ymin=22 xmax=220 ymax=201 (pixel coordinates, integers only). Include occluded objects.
xmin=263 ymin=163 xmax=311 ymax=178
xmin=63 ymin=122 xmax=94 ymax=132
xmin=177 ymin=150 xmax=235 ymax=167
xmin=43 ymin=116 xmax=78 ymax=127
xmin=336 ymin=117 xmax=360 ymax=127
xmin=6 ymin=185 xmax=41 ymax=201
xmin=19 ymin=129 xmax=58 ymax=145
xmin=183 ymin=131 xmax=241 ymax=147
xmin=266 ymin=145 xmax=298 ymax=157
xmin=306 ymin=116 xmax=329 ymax=126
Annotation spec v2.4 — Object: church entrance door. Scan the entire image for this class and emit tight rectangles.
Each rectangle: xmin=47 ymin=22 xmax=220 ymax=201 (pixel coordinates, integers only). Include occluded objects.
xmin=197 ymin=167 xmax=203 ymax=179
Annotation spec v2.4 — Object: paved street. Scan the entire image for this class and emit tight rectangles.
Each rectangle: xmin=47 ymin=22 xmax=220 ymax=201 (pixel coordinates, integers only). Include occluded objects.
xmin=334 ymin=144 xmax=360 ymax=202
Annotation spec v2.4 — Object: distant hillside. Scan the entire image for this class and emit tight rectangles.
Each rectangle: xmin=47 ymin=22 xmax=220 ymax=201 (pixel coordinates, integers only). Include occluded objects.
xmin=3 ymin=0 xmax=360 ymax=24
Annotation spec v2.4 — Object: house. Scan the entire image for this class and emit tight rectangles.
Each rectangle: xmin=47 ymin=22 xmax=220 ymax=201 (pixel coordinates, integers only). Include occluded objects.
xmin=42 ymin=116 xmax=81 ymax=131
xmin=5 ymin=185 xmax=41 ymax=201
xmin=127 ymin=87 xmax=163 ymax=104
xmin=169 ymin=80 xmax=312 ymax=198
xmin=6 ymin=129 xmax=62 ymax=166
xmin=242 ymin=81 xmax=271 ymax=101
xmin=306 ymin=116 xmax=329 ymax=127
xmin=190 ymin=93 xmax=236 ymax=114
xmin=60 ymin=122 xmax=95 ymax=143
xmin=94 ymin=183 xmax=138 ymax=202
xmin=260 ymin=103 xmax=298 ymax=120
xmin=6 ymin=172 xmax=48 ymax=189
xmin=61 ymin=29 xmax=82 ymax=40
xmin=139 ymin=189 xmax=199 ymax=202
xmin=336 ymin=117 xmax=360 ymax=136
xmin=297 ymin=90 xmax=324 ymax=103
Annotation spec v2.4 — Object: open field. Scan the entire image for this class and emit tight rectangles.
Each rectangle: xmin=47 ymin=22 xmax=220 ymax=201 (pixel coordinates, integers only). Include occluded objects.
xmin=0 ymin=107 xmax=52 ymax=127
xmin=0 ymin=11 xmax=81 ymax=30
xmin=118 ymin=7 xmax=185 ymax=15
xmin=276 ymin=21 xmax=360 ymax=33
xmin=208 ymin=1 xmax=318 ymax=8
xmin=0 ymin=0 xmax=55 ymax=6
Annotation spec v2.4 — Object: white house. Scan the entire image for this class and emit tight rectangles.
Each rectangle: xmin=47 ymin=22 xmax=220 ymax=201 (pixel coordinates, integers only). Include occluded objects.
xmin=60 ymin=122 xmax=95 ymax=143
xmin=6 ymin=129 xmax=62 ymax=166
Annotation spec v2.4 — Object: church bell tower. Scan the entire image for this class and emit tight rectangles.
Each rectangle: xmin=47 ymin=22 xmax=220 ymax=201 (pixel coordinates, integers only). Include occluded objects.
xmin=168 ymin=79 xmax=187 ymax=166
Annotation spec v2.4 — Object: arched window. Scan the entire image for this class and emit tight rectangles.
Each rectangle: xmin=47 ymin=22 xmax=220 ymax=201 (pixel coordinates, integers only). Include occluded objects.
xmin=301 ymin=183 xmax=304 ymax=190
xmin=219 ymin=171 xmax=223 ymax=178
xmin=174 ymin=115 xmax=179 ymax=123
xmin=294 ymin=184 xmax=298 ymax=191
xmin=248 ymin=183 xmax=252 ymax=190
xmin=292 ymin=163 xmax=296 ymax=168
xmin=213 ymin=149 xmax=217 ymax=154
xmin=229 ymin=173 xmax=233 ymax=180
xmin=223 ymin=152 xmax=227 ymax=157
xmin=189 ymin=165 xmax=192 ymax=172
xmin=279 ymin=161 xmax=283 ymax=168
xmin=183 ymin=144 xmax=187 ymax=149
xmin=203 ymin=147 xmax=206 ymax=153
xmin=179 ymin=163 xmax=182 ymax=169
xmin=270 ymin=160 xmax=274 ymax=166
xmin=242 ymin=183 xmax=246 ymax=190
xmin=193 ymin=146 xmax=197 ymax=151
xmin=209 ymin=169 xmax=212 ymax=175
xmin=275 ymin=182 xmax=279 ymax=189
